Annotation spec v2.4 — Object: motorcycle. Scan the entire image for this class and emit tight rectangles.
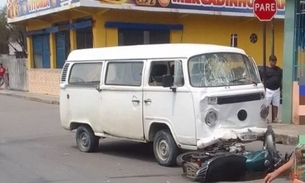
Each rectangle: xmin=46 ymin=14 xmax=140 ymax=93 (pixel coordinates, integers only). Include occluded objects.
xmin=176 ymin=125 xmax=293 ymax=182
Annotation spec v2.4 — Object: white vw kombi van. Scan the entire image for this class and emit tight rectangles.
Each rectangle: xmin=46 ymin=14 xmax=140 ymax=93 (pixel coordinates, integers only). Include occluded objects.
xmin=60 ymin=43 xmax=268 ymax=167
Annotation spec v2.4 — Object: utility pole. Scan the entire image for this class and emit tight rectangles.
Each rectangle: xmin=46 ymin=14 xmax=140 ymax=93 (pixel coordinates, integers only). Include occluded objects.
xmin=271 ymin=18 xmax=275 ymax=122
xmin=271 ymin=19 xmax=275 ymax=55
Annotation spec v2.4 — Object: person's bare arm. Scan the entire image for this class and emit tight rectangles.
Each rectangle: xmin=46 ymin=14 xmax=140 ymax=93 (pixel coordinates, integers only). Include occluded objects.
xmin=264 ymin=155 xmax=294 ymax=183
xmin=293 ymin=179 xmax=305 ymax=183
xmin=276 ymin=155 xmax=294 ymax=174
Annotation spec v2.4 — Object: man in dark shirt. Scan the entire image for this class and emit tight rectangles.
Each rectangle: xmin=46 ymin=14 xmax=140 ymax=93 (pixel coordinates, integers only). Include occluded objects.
xmin=264 ymin=55 xmax=282 ymax=123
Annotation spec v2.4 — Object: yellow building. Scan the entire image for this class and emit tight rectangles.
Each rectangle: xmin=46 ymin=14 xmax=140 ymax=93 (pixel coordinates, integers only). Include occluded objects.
xmin=7 ymin=0 xmax=286 ymax=95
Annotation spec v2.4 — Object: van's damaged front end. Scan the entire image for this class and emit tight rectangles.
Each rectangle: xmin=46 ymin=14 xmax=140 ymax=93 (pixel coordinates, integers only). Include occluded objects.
xmin=187 ymin=52 xmax=268 ymax=150
xmin=195 ymin=89 xmax=269 ymax=150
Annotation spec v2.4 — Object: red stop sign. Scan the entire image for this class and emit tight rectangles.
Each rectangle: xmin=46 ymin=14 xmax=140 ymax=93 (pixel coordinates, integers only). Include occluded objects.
xmin=253 ymin=0 xmax=277 ymax=21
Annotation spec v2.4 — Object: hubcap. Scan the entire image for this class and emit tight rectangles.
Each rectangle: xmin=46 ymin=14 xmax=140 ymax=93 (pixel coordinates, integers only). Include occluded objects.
xmin=157 ymin=139 xmax=170 ymax=161
xmin=79 ymin=132 xmax=89 ymax=149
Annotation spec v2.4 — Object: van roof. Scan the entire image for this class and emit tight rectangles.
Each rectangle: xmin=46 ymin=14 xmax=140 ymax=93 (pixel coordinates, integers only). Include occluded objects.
xmin=67 ymin=43 xmax=247 ymax=61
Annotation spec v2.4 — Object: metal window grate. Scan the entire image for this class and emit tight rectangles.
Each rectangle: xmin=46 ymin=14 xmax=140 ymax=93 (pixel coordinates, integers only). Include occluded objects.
xmin=61 ymin=63 xmax=70 ymax=82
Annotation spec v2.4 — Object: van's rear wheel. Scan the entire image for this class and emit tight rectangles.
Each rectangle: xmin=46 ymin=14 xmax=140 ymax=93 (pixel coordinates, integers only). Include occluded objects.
xmin=153 ymin=129 xmax=178 ymax=167
xmin=76 ymin=125 xmax=99 ymax=152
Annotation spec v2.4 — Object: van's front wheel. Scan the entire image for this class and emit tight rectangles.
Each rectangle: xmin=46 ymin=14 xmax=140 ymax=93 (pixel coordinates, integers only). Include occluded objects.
xmin=75 ymin=125 xmax=99 ymax=152
xmin=153 ymin=129 xmax=178 ymax=167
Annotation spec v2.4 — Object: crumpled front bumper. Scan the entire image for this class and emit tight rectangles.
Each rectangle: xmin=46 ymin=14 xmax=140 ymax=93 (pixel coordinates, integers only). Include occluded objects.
xmin=197 ymin=127 xmax=267 ymax=149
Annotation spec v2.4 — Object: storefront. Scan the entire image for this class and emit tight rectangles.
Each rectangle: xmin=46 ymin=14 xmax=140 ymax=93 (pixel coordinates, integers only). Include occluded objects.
xmin=7 ymin=0 xmax=286 ymax=96
xmin=280 ymin=0 xmax=305 ymax=125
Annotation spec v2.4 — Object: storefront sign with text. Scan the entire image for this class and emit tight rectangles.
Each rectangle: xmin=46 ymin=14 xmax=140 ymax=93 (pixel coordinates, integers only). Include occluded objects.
xmin=7 ymin=0 xmax=80 ymax=18
xmin=135 ymin=0 xmax=285 ymax=15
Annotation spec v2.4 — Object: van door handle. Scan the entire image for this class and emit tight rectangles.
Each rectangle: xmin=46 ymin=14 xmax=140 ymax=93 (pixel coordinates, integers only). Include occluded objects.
xmin=144 ymin=99 xmax=152 ymax=103
xmin=132 ymin=99 xmax=140 ymax=103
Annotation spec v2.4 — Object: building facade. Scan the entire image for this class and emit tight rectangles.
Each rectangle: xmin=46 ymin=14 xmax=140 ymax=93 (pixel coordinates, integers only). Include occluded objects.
xmin=282 ymin=0 xmax=305 ymax=125
xmin=7 ymin=0 xmax=286 ymax=95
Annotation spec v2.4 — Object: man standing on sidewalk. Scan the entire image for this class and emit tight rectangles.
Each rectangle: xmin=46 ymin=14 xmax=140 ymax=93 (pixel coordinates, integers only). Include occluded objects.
xmin=0 ymin=63 xmax=6 ymax=88
xmin=263 ymin=55 xmax=282 ymax=123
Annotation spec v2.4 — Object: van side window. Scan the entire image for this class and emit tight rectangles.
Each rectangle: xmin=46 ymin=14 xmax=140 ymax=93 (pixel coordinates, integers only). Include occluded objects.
xmin=68 ymin=63 xmax=103 ymax=86
xmin=105 ymin=62 xmax=143 ymax=86
xmin=149 ymin=61 xmax=184 ymax=87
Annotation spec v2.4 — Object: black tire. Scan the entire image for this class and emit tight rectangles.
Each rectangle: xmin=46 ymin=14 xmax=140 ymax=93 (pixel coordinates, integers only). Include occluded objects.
xmin=176 ymin=150 xmax=230 ymax=167
xmin=153 ymin=129 xmax=179 ymax=167
xmin=176 ymin=151 xmax=203 ymax=167
xmin=75 ymin=125 xmax=99 ymax=153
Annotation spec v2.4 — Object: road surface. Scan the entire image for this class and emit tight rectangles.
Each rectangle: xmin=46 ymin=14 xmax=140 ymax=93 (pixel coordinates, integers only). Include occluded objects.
xmin=0 ymin=95 xmax=293 ymax=183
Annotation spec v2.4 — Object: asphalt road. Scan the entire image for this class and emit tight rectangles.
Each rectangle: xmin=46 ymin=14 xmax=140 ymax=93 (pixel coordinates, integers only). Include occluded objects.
xmin=0 ymin=95 xmax=294 ymax=183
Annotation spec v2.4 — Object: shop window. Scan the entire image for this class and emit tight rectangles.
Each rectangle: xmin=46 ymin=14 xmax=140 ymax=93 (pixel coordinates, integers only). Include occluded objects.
xmin=105 ymin=62 xmax=144 ymax=86
xmin=76 ymin=27 xmax=93 ymax=49
xmin=118 ymin=29 xmax=170 ymax=46
xmin=149 ymin=30 xmax=170 ymax=44
xmin=68 ymin=62 xmax=103 ymax=86
xmin=54 ymin=21 xmax=70 ymax=69
xmin=149 ymin=61 xmax=184 ymax=87
xmin=56 ymin=30 xmax=70 ymax=68
xmin=32 ymin=34 xmax=50 ymax=68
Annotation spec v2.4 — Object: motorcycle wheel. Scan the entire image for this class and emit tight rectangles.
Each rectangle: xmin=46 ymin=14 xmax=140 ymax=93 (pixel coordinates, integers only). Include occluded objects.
xmin=264 ymin=125 xmax=276 ymax=153
xmin=176 ymin=150 xmax=229 ymax=167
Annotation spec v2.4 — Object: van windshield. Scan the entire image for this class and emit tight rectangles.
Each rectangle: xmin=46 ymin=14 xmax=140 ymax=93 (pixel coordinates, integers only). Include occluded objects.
xmin=188 ymin=53 xmax=260 ymax=87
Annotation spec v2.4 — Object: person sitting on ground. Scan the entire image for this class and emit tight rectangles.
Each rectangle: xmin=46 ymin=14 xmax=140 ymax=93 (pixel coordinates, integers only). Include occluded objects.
xmin=264 ymin=155 xmax=299 ymax=183
xmin=264 ymin=144 xmax=305 ymax=183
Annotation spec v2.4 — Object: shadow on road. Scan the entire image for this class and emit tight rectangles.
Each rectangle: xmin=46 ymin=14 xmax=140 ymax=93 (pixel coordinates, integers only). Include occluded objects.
xmin=239 ymin=172 xmax=266 ymax=181
xmin=238 ymin=173 xmax=291 ymax=182
xmin=72 ymin=140 xmax=157 ymax=163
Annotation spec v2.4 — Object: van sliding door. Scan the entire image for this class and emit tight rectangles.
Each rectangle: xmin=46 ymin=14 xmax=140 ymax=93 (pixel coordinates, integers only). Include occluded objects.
xmin=99 ymin=61 xmax=145 ymax=140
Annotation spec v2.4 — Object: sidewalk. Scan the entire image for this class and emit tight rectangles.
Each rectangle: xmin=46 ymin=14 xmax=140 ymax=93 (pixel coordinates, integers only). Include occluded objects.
xmin=0 ymin=89 xmax=302 ymax=146
xmin=0 ymin=89 xmax=59 ymax=105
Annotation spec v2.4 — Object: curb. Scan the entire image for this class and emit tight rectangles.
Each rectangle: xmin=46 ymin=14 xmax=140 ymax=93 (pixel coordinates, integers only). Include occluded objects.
xmin=274 ymin=133 xmax=298 ymax=146
xmin=0 ymin=92 xmax=59 ymax=105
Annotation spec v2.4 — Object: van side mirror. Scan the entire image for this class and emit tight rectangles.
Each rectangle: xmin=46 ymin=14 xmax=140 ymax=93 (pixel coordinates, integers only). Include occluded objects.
xmin=162 ymin=74 xmax=173 ymax=88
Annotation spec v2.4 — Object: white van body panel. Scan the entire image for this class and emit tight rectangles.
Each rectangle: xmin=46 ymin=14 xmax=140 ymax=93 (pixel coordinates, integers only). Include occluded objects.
xmin=60 ymin=61 xmax=104 ymax=133
xmin=99 ymin=85 xmax=144 ymax=139
xmin=99 ymin=60 xmax=145 ymax=140
xmin=190 ymin=85 xmax=267 ymax=148
xmin=143 ymin=59 xmax=197 ymax=146
xmin=60 ymin=43 xmax=267 ymax=151
xmin=60 ymin=64 xmax=72 ymax=130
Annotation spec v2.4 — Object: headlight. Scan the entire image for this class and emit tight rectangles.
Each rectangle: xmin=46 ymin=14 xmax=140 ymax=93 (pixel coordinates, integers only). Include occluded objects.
xmin=260 ymin=105 xmax=269 ymax=120
xmin=205 ymin=110 xmax=218 ymax=127
xmin=207 ymin=97 xmax=217 ymax=105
